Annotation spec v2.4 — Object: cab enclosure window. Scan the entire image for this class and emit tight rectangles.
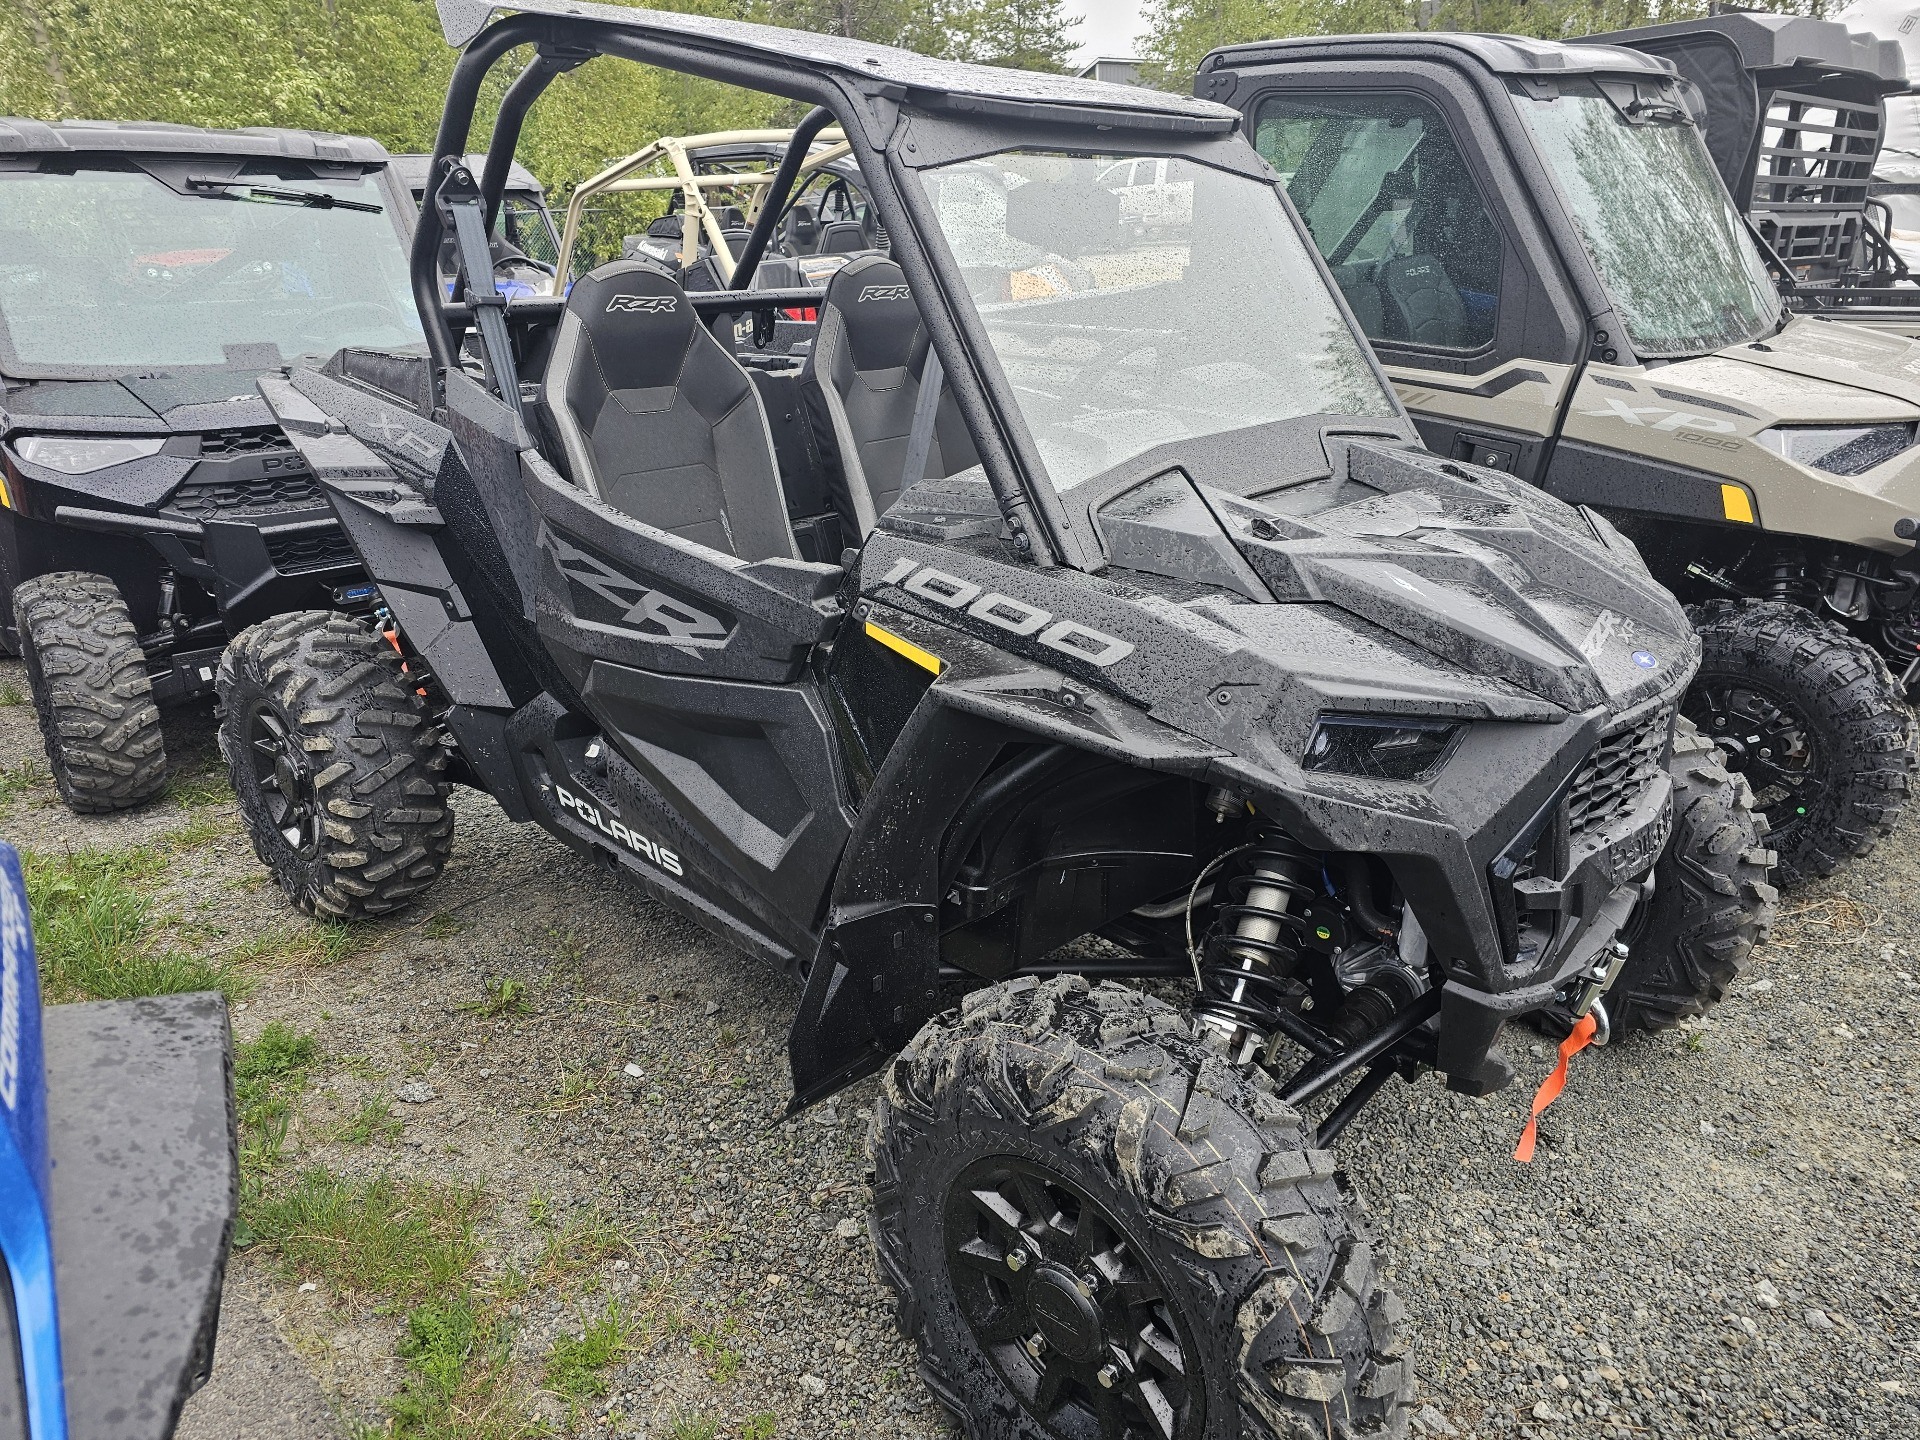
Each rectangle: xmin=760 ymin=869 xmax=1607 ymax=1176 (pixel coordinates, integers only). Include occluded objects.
xmin=1255 ymin=93 xmax=1501 ymax=355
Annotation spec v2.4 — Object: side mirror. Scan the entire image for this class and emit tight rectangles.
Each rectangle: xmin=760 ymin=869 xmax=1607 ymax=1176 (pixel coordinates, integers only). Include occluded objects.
xmin=1003 ymin=175 xmax=1121 ymax=256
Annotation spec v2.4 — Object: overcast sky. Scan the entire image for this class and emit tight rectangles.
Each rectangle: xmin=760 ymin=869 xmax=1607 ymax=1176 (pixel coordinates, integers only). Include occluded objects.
xmin=1062 ymin=0 xmax=1148 ymax=65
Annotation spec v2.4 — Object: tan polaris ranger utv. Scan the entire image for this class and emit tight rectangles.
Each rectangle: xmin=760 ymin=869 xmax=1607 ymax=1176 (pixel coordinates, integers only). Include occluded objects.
xmin=1199 ymin=31 xmax=1918 ymax=885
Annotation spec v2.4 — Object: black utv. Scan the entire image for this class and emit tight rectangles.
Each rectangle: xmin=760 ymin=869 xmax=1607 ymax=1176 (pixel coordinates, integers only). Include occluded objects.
xmin=0 ymin=119 xmax=422 ymax=811
xmin=223 ymin=4 xmax=1772 ymax=1435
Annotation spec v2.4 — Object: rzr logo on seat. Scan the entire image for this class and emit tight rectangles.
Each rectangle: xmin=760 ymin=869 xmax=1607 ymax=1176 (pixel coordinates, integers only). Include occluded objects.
xmin=554 ymin=781 xmax=685 ymax=877
xmin=881 ymin=560 xmax=1135 ymax=667
xmin=606 ymin=295 xmax=678 ymax=313
xmin=858 ymin=285 xmax=912 ymax=302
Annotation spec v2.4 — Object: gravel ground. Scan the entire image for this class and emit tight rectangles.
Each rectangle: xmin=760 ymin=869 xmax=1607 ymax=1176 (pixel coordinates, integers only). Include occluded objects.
xmin=2 ymin=662 xmax=1914 ymax=1439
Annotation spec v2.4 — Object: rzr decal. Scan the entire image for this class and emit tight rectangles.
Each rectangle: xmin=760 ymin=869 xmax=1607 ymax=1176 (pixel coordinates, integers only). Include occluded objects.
xmin=1579 ymin=609 xmax=1637 ymax=663
xmin=554 ymin=781 xmax=684 ymax=877
xmin=881 ymin=560 xmax=1135 ymax=667
xmin=858 ymin=284 xmax=912 ymax=302
xmin=548 ymin=536 xmax=729 ymax=658
xmin=606 ymin=294 xmax=678 ymax=313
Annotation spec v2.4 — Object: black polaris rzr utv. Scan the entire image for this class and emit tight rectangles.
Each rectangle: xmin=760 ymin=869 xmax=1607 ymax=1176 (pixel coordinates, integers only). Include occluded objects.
xmin=222 ymin=3 xmax=1772 ymax=1434
xmin=0 ymin=118 xmax=421 ymax=811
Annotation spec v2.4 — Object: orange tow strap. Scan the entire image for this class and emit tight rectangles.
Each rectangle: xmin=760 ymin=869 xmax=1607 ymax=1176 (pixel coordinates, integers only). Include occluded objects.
xmin=1513 ymin=1012 xmax=1598 ymax=1163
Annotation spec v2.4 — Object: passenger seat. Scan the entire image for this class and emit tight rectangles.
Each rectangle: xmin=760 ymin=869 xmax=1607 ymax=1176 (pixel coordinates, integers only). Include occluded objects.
xmin=542 ymin=260 xmax=797 ymax=561
xmin=804 ymin=255 xmax=978 ymax=536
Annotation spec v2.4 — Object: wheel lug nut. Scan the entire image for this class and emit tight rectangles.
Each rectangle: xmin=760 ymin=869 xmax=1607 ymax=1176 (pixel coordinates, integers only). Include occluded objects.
xmin=1098 ymin=1363 xmax=1120 ymax=1389
xmin=1024 ymin=1332 xmax=1047 ymax=1359
xmin=1005 ymin=1249 xmax=1027 ymax=1272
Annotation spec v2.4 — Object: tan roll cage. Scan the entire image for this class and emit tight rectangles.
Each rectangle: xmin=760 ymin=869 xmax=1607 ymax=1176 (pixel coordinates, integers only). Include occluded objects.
xmin=553 ymin=127 xmax=851 ymax=290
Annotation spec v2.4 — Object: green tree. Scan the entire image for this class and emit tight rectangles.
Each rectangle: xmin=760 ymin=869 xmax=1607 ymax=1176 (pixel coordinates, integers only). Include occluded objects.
xmin=945 ymin=0 xmax=1081 ymax=71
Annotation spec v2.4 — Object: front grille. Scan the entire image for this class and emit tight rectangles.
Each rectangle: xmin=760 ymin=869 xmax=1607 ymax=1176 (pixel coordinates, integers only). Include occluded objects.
xmin=1567 ymin=705 xmax=1673 ymax=841
xmin=266 ymin=527 xmax=357 ymax=574
xmin=199 ymin=425 xmax=292 ymax=457
xmin=167 ymin=469 xmax=324 ymax=518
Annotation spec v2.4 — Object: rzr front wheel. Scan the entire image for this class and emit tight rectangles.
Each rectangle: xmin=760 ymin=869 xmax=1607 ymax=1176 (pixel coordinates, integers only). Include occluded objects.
xmin=868 ymin=975 xmax=1413 ymax=1440
xmin=219 ymin=611 xmax=453 ymax=919
xmin=1606 ymin=716 xmax=1776 ymax=1034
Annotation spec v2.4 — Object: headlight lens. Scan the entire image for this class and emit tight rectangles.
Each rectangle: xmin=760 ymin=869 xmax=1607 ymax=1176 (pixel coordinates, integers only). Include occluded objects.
xmin=1303 ymin=713 xmax=1464 ymax=782
xmin=1755 ymin=423 xmax=1916 ymax=476
xmin=14 ymin=435 xmax=167 ymax=474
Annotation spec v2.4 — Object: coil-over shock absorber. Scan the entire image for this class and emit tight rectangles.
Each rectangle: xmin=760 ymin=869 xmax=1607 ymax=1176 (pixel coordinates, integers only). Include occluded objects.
xmin=1193 ymin=817 xmax=1319 ymax=1063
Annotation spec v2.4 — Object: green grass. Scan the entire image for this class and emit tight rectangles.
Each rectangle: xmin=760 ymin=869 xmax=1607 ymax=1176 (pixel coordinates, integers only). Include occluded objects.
xmin=542 ymin=1300 xmax=633 ymax=1402
xmin=0 ymin=757 xmax=47 ymax=805
xmin=461 ymin=975 xmax=530 ymax=1019
xmin=233 ymin=1024 xmax=321 ymax=1231
xmin=227 ymin=921 xmax=359 ymax=970
xmin=0 ymin=680 xmax=25 ymax=706
xmin=423 ymin=911 xmax=462 ymax=940
xmin=336 ymin=1095 xmax=403 ymax=1146
xmin=742 ymin=1415 xmax=777 ymax=1440
xmin=22 ymin=845 xmax=240 ymax=1002
xmin=166 ymin=767 xmax=231 ymax=809
xmin=688 ymin=1318 xmax=743 ymax=1385
xmin=666 ymin=1416 xmax=719 ymax=1440
xmin=245 ymin=1170 xmax=484 ymax=1302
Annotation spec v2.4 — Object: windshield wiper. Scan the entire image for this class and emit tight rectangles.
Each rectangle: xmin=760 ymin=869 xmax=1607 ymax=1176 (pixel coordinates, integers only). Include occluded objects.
xmin=185 ymin=176 xmax=383 ymax=213
xmin=1623 ymin=98 xmax=1691 ymax=126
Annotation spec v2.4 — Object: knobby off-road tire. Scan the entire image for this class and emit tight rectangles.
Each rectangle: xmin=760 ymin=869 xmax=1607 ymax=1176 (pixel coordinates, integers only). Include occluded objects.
xmin=869 ymin=975 xmax=1413 ymax=1440
xmin=219 ymin=611 xmax=452 ymax=919
xmin=1608 ymin=717 xmax=1777 ymax=1035
xmin=1685 ymin=599 xmax=1914 ymax=889
xmin=14 ymin=571 xmax=167 ymax=813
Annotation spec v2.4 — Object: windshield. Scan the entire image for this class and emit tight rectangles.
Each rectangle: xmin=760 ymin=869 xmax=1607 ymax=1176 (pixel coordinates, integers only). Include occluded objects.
xmin=1516 ymin=82 xmax=1780 ymax=358
xmin=0 ymin=165 xmax=423 ymax=375
xmin=501 ymin=193 xmax=559 ymax=267
xmin=920 ymin=150 xmax=1394 ymax=493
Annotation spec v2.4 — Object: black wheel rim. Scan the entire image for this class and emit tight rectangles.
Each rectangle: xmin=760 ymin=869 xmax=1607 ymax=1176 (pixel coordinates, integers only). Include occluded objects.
xmin=944 ymin=1156 xmax=1199 ymax=1440
xmin=247 ymin=703 xmax=321 ymax=858
xmin=1685 ymin=677 xmax=1822 ymax=843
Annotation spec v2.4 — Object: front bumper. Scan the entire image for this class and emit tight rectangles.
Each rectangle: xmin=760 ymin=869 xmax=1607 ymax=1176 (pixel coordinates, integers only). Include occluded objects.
xmin=1437 ymin=699 xmax=1678 ymax=1091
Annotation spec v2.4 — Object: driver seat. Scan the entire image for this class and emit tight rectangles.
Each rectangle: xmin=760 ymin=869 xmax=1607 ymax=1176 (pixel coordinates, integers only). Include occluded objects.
xmin=542 ymin=260 xmax=796 ymax=560
xmin=804 ymin=255 xmax=977 ymax=536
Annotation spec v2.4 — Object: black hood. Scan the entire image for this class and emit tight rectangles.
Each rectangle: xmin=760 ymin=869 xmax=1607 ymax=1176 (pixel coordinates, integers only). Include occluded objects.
xmin=1 ymin=370 xmax=279 ymax=436
xmin=1089 ymin=441 xmax=1697 ymax=717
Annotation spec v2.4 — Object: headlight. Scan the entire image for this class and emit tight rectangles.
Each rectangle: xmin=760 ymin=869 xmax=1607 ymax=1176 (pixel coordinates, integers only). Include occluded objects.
xmin=13 ymin=436 xmax=167 ymax=474
xmin=1303 ymin=713 xmax=1464 ymax=781
xmin=1755 ymin=423 xmax=1916 ymax=476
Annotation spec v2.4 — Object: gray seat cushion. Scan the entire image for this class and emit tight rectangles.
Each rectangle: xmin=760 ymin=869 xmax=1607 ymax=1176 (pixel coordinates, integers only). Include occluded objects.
xmin=543 ymin=260 xmax=796 ymax=561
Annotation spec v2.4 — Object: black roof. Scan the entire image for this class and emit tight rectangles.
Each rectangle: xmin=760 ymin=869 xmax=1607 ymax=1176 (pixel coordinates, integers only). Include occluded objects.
xmin=391 ymin=152 xmax=544 ymax=195
xmin=435 ymin=0 xmax=1236 ymax=127
xmin=0 ymin=116 xmax=391 ymax=162
xmin=1594 ymin=12 xmax=1907 ymax=86
xmin=1206 ymin=31 xmax=1676 ymax=81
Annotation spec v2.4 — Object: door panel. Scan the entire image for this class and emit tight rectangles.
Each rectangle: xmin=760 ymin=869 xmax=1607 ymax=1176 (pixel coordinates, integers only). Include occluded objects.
xmin=1391 ymin=357 xmax=1572 ymax=480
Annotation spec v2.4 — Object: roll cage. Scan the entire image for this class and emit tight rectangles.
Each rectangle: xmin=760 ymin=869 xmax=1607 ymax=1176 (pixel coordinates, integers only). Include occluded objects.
xmin=551 ymin=126 xmax=859 ymax=288
xmin=411 ymin=0 xmax=1260 ymax=574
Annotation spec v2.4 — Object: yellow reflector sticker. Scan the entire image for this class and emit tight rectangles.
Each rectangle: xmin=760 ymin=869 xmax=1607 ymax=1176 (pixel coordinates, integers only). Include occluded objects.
xmin=865 ymin=620 xmax=942 ymax=675
xmin=0 ymin=474 xmax=9 ymax=509
xmin=1721 ymin=484 xmax=1755 ymax=524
